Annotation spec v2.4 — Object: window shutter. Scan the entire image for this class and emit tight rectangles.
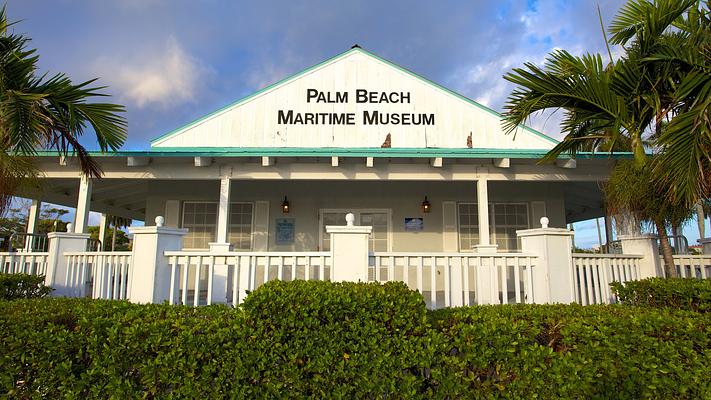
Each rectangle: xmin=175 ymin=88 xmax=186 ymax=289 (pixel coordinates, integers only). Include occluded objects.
xmin=442 ymin=201 xmax=458 ymax=251
xmin=164 ymin=200 xmax=180 ymax=227
xmin=530 ymin=201 xmax=546 ymax=228
xmin=253 ymin=201 xmax=270 ymax=251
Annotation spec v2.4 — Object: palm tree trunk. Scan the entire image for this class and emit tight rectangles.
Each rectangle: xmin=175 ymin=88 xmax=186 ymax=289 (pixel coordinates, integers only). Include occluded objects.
xmin=697 ymin=202 xmax=706 ymax=239
xmin=111 ymin=225 xmax=117 ymax=251
xmin=655 ymin=219 xmax=677 ymax=278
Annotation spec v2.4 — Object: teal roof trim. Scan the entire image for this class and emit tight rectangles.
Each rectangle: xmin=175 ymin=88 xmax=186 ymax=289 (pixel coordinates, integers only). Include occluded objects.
xmin=149 ymin=46 xmax=559 ymax=147
xmin=32 ymin=147 xmax=633 ymax=160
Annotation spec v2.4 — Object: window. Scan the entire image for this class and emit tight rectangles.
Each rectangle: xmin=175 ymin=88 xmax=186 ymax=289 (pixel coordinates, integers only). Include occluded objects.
xmin=457 ymin=203 xmax=529 ymax=251
xmin=491 ymin=203 xmax=528 ymax=251
xmin=320 ymin=209 xmax=390 ymax=252
xmin=457 ymin=203 xmax=479 ymax=251
xmin=228 ymin=203 xmax=253 ymax=250
xmin=182 ymin=202 xmax=217 ymax=249
xmin=181 ymin=201 xmax=253 ymax=250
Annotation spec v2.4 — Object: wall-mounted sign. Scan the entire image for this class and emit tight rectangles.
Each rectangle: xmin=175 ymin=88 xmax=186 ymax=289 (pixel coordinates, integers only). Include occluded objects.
xmin=404 ymin=217 xmax=424 ymax=232
xmin=277 ymin=89 xmax=435 ymax=126
xmin=275 ymin=218 xmax=295 ymax=245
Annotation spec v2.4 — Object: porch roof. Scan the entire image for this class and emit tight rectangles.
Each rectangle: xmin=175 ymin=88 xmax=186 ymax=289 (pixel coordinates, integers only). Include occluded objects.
xmin=33 ymin=147 xmax=633 ymax=159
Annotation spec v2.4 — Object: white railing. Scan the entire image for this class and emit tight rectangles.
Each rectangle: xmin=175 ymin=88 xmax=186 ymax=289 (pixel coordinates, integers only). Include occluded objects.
xmin=64 ymin=251 xmax=133 ymax=300
xmin=660 ymin=255 xmax=711 ymax=279
xmin=369 ymin=252 xmax=536 ymax=309
xmin=0 ymin=252 xmax=49 ymax=275
xmin=164 ymin=251 xmax=332 ymax=306
xmin=572 ymin=254 xmax=643 ymax=305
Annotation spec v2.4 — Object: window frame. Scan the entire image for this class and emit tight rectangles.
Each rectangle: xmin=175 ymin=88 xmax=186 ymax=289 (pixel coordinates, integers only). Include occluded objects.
xmin=180 ymin=200 xmax=255 ymax=250
xmin=456 ymin=202 xmax=530 ymax=252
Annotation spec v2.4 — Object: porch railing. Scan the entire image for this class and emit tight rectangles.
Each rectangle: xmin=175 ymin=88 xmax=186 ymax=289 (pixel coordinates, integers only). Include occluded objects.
xmin=0 ymin=252 xmax=49 ymax=275
xmin=164 ymin=251 xmax=332 ymax=306
xmin=369 ymin=252 xmax=536 ymax=308
xmin=63 ymin=251 xmax=132 ymax=300
xmin=572 ymin=254 xmax=643 ymax=305
xmin=660 ymin=255 xmax=711 ymax=279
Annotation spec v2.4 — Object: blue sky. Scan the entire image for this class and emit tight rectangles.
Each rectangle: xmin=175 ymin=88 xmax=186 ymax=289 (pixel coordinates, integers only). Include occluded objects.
xmin=7 ymin=0 xmax=709 ymax=247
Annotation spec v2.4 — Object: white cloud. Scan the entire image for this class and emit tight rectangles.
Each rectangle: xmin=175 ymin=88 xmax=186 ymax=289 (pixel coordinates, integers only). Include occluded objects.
xmin=92 ymin=37 xmax=211 ymax=109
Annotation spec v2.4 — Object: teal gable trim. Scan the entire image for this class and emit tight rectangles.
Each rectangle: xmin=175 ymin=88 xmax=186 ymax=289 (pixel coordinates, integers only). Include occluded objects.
xmin=149 ymin=47 xmax=362 ymax=146
xmin=149 ymin=46 xmax=559 ymax=147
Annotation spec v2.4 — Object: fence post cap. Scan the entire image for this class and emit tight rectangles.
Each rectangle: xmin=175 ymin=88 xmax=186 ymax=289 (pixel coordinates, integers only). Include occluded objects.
xmin=540 ymin=217 xmax=549 ymax=228
xmin=155 ymin=216 xmax=165 ymax=227
xmin=345 ymin=212 xmax=355 ymax=226
xmin=66 ymin=223 xmax=73 ymax=233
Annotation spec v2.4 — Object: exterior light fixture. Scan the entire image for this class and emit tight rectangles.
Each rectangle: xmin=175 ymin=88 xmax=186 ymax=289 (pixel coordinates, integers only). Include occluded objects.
xmin=421 ymin=196 xmax=431 ymax=213
xmin=281 ymin=196 xmax=290 ymax=213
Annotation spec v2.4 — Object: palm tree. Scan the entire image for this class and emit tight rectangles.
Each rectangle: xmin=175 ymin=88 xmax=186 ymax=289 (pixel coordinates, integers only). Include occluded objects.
xmin=608 ymin=0 xmax=711 ymax=209
xmin=0 ymin=6 xmax=127 ymax=214
xmin=501 ymin=0 xmax=707 ymax=277
xmin=604 ymin=160 xmax=692 ymax=277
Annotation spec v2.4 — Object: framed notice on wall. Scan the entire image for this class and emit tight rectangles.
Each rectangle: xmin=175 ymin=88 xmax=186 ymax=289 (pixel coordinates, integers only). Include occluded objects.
xmin=404 ymin=217 xmax=424 ymax=232
xmin=275 ymin=218 xmax=295 ymax=245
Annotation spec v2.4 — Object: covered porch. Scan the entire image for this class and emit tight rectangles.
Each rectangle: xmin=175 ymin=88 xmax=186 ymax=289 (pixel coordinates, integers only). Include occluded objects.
xmin=12 ymin=149 xmax=613 ymax=254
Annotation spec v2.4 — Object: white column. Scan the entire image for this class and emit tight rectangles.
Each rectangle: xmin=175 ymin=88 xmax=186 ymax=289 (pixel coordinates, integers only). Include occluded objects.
xmin=45 ymin=224 xmax=90 ymax=297
xmin=474 ymin=179 xmax=497 ymax=253
xmin=98 ymin=214 xmax=109 ymax=251
xmin=128 ymin=216 xmax=188 ymax=304
xmin=517 ymin=217 xmax=576 ymax=304
xmin=208 ymin=176 xmax=232 ymax=304
xmin=74 ymin=175 xmax=92 ymax=234
xmin=619 ymin=234 xmax=662 ymax=278
xmin=327 ymin=213 xmax=372 ymax=282
xmin=24 ymin=199 xmax=41 ymax=251
xmin=211 ymin=176 xmax=232 ymax=250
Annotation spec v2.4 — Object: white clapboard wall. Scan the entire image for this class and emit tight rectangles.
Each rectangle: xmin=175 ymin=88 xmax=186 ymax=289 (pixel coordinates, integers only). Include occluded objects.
xmin=151 ymin=47 xmax=556 ymax=150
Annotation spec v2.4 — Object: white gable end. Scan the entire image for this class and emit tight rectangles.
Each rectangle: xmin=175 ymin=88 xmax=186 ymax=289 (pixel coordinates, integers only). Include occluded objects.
xmin=151 ymin=48 xmax=556 ymax=150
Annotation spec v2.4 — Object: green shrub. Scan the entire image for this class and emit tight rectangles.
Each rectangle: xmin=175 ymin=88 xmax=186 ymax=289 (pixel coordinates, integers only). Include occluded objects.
xmin=240 ymin=280 xmax=432 ymax=397
xmin=0 ymin=298 xmax=247 ymax=398
xmin=1 ymin=281 xmax=709 ymax=399
xmin=0 ymin=273 xmax=52 ymax=300
xmin=429 ymin=304 xmax=711 ymax=399
xmin=611 ymin=277 xmax=711 ymax=312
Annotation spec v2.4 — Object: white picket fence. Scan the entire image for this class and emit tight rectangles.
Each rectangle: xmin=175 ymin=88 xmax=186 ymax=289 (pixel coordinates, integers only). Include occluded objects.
xmin=661 ymin=255 xmax=711 ymax=279
xmin=369 ymin=252 xmax=536 ymax=308
xmin=572 ymin=254 xmax=644 ymax=305
xmin=63 ymin=251 xmax=132 ymax=300
xmin=0 ymin=252 xmax=49 ymax=276
xmin=164 ymin=252 xmax=332 ymax=306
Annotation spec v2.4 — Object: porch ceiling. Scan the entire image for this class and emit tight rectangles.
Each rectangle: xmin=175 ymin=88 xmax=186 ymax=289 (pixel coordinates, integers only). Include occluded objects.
xmin=19 ymin=178 xmax=148 ymax=221
xmin=563 ymin=181 xmax=605 ymax=223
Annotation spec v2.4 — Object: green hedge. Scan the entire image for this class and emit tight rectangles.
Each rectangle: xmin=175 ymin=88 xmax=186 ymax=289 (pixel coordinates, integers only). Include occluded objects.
xmin=1 ymin=280 xmax=710 ymax=398
xmin=0 ymin=273 xmax=52 ymax=300
xmin=428 ymin=305 xmax=710 ymax=399
xmin=611 ymin=277 xmax=711 ymax=312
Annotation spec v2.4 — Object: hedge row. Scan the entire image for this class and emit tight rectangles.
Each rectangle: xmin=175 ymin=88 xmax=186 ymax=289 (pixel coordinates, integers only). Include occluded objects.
xmin=611 ymin=277 xmax=711 ymax=312
xmin=0 ymin=273 xmax=52 ymax=300
xmin=1 ymin=280 xmax=710 ymax=399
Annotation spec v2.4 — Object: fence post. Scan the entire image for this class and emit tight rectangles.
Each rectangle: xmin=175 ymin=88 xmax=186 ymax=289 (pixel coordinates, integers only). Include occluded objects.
xmin=326 ymin=213 xmax=372 ymax=282
xmin=45 ymin=223 xmax=90 ymax=297
xmin=473 ymin=244 xmax=498 ymax=305
xmin=128 ymin=216 xmax=187 ymax=304
xmin=517 ymin=217 xmax=576 ymax=304
xmin=700 ymin=238 xmax=711 ymax=255
xmin=618 ymin=234 xmax=661 ymax=278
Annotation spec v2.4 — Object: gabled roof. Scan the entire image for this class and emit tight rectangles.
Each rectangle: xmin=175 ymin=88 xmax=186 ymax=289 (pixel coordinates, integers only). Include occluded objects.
xmin=150 ymin=46 xmax=559 ymax=149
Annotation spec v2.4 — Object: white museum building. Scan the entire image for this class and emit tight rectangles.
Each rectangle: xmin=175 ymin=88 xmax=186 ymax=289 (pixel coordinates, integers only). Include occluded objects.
xmin=3 ymin=46 xmax=710 ymax=308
